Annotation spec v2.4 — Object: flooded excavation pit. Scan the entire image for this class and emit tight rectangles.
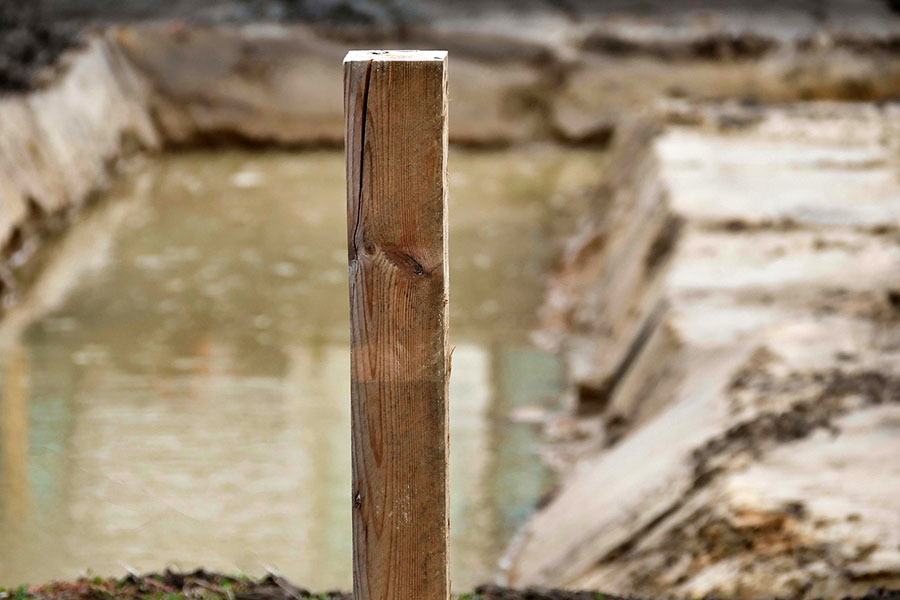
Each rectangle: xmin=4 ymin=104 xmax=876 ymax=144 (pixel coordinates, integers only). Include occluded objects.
xmin=0 ymin=147 xmax=602 ymax=591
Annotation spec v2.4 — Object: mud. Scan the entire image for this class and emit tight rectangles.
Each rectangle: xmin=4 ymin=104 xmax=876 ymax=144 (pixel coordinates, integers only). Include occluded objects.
xmin=12 ymin=571 xmax=900 ymax=600
xmin=511 ymin=103 xmax=900 ymax=597
xmin=14 ymin=569 xmax=623 ymax=600
xmin=699 ymin=369 xmax=900 ymax=476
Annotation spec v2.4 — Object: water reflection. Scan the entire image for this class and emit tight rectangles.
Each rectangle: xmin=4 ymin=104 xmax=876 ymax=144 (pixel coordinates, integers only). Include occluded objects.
xmin=0 ymin=345 xmax=28 ymax=529
xmin=0 ymin=149 xmax=600 ymax=591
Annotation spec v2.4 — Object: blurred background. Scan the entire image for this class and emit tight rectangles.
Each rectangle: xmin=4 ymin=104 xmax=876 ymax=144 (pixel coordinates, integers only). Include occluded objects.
xmin=1 ymin=1 xmax=899 ymax=598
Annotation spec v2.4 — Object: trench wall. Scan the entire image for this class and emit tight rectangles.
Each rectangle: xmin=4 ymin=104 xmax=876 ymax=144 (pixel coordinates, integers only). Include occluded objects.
xmin=0 ymin=35 xmax=159 ymax=299
xmin=3 ymin=20 xmax=900 ymax=597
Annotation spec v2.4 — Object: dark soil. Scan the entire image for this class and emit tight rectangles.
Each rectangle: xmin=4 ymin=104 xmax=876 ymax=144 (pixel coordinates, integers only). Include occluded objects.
xmin=7 ymin=0 xmax=900 ymax=95
xmin=581 ymin=32 xmax=777 ymax=60
xmin=0 ymin=0 xmax=81 ymax=93
xmin=5 ymin=570 xmax=900 ymax=600
xmin=854 ymin=590 xmax=900 ymax=600
xmin=5 ymin=571 xmax=619 ymax=600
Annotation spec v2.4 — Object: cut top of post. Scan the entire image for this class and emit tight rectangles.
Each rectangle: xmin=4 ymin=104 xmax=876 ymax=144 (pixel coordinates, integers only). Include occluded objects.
xmin=344 ymin=50 xmax=448 ymax=63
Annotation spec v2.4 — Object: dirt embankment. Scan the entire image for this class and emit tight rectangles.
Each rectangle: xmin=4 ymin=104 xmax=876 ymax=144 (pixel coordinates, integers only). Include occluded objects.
xmin=512 ymin=103 xmax=900 ymax=599
xmin=12 ymin=569 xmax=623 ymax=600
xmin=0 ymin=33 xmax=159 ymax=308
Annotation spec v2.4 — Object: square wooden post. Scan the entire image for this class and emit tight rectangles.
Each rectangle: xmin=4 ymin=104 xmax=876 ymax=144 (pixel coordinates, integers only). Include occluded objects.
xmin=344 ymin=50 xmax=450 ymax=600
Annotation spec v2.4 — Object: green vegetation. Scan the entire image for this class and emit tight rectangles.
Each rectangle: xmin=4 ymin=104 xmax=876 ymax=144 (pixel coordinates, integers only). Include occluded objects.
xmin=0 ymin=587 xmax=33 ymax=600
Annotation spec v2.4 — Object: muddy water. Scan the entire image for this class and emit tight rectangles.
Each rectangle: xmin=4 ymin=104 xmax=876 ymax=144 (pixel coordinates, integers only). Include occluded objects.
xmin=0 ymin=148 xmax=601 ymax=591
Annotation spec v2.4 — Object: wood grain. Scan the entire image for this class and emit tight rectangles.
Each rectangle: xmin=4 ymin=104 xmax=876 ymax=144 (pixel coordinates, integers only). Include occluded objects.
xmin=344 ymin=50 xmax=450 ymax=600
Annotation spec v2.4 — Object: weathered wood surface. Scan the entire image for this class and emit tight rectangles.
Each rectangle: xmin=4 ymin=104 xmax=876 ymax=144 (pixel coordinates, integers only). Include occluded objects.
xmin=344 ymin=50 xmax=450 ymax=600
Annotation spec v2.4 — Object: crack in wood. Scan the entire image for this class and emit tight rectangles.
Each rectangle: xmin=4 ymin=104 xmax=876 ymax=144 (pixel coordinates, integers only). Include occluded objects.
xmin=350 ymin=60 xmax=372 ymax=263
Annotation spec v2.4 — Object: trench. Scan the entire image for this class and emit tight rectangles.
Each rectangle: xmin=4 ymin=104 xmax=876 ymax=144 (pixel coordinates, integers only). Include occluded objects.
xmin=0 ymin=147 xmax=602 ymax=590
xmin=3 ymin=10 xmax=900 ymax=597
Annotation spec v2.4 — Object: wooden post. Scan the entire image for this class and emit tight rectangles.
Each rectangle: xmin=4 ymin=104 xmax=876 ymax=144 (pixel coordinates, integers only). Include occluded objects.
xmin=344 ymin=51 xmax=450 ymax=600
